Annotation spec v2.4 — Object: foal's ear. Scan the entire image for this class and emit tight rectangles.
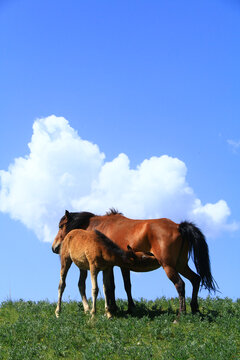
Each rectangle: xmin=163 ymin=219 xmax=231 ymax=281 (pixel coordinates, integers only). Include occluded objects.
xmin=127 ymin=245 xmax=137 ymax=260
xmin=65 ymin=210 xmax=70 ymax=218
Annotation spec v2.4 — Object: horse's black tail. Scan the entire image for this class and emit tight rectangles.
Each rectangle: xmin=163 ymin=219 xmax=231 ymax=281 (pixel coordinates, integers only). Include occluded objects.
xmin=178 ymin=221 xmax=218 ymax=293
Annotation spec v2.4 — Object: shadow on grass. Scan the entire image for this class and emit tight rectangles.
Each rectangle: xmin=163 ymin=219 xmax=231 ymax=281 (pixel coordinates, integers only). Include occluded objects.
xmin=114 ymin=301 xmax=176 ymax=320
xmin=198 ymin=309 xmax=220 ymax=323
xmin=112 ymin=302 xmax=220 ymax=322
xmin=75 ymin=299 xmax=221 ymax=322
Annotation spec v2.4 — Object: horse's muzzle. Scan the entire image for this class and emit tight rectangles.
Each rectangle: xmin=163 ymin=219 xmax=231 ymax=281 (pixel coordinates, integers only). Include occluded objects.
xmin=52 ymin=244 xmax=61 ymax=254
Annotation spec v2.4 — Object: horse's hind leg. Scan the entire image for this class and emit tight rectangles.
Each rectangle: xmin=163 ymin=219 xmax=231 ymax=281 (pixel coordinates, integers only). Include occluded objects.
xmin=55 ymin=256 xmax=72 ymax=318
xmin=163 ymin=265 xmax=186 ymax=314
xmin=120 ymin=268 xmax=135 ymax=313
xmin=179 ymin=265 xmax=200 ymax=314
xmin=78 ymin=270 xmax=90 ymax=313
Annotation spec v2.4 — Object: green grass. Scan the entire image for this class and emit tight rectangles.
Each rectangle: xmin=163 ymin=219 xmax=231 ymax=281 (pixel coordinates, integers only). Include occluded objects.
xmin=0 ymin=297 xmax=239 ymax=360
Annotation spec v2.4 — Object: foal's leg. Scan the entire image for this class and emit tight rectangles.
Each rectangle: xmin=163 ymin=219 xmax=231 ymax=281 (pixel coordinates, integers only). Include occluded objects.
xmin=55 ymin=257 xmax=72 ymax=318
xmin=120 ymin=268 xmax=135 ymax=312
xmin=163 ymin=265 xmax=186 ymax=315
xmin=103 ymin=268 xmax=114 ymax=319
xmin=78 ymin=270 xmax=90 ymax=313
xmin=179 ymin=265 xmax=200 ymax=314
xmin=89 ymin=266 xmax=99 ymax=317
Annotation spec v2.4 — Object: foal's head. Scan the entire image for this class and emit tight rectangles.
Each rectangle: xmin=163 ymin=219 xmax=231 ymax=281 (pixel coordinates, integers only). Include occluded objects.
xmin=125 ymin=245 xmax=138 ymax=262
xmin=52 ymin=210 xmax=71 ymax=254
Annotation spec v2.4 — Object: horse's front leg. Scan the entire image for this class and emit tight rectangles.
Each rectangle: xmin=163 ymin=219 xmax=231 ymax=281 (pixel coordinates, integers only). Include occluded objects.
xmin=89 ymin=266 xmax=99 ymax=318
xmin=55 ymin=257 xmax=72 ymax=318
xmin=120 ymin=268 xmax=135 ymax=313
xmin=102 ymin=268 xmax=114 ymax=319
xmin=78 ymin=269 xmax=90 ymax=313
xmin=106 ymin=267 xmax=118 ymax=313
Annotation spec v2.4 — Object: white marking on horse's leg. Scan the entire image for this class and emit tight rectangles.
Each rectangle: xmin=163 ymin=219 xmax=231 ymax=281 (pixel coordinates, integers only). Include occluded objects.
xmin=78 ymin=269 xmax=89 ymax=313
xmin=55 ymin=258 xmax=72 ymax=318
xmin=90 ymin=266 xmax=99 ymax=318
xmin=55 ymin=275 xmax=66 ymax=317
xmin=55 ymin=282 xmax=63 ymax=318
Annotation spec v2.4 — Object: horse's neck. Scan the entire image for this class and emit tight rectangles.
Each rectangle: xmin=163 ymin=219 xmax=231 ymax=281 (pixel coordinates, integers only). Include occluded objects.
xmin=88 ymin=214 xmax=126 ymax=228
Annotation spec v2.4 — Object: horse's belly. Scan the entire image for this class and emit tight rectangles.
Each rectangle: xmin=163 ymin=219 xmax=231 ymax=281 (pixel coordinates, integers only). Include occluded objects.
xmin=130 ymin=253 xmax=160 ymax=272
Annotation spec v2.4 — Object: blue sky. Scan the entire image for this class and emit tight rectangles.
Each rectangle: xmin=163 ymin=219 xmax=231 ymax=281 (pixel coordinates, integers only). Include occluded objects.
xmin=0 ymin=0 xmax=239 ymax=304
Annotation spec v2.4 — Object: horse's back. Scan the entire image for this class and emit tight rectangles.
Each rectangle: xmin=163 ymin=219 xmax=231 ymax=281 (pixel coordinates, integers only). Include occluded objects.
xmin=89 ymin=215 xmax=180 ymax=250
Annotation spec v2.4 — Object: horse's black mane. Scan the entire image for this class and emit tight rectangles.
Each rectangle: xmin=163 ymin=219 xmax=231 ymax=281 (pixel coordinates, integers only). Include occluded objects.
xmin=63 ymin=212 xmax=96 ymax=232
xmin=105 ymin=208 xmax=123 ymax=216
xmin=61 ymin=208 xmax=123 ymax=232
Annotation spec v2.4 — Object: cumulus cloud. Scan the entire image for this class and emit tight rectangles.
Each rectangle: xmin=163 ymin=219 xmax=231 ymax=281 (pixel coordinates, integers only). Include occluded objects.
xmin=228 ymin=139 xmax=240 ymax=152
xmin=0 ymin=115 xmax=237 ymax=242
xmin=0 ymin=116 xmax=104 ymax=241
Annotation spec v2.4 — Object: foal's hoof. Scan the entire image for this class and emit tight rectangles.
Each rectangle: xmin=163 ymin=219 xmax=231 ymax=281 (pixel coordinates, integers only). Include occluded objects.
xmin=105 ymin=311 xmax=113 ymax=319
xmin=90 ymin=310 xmax=96 ymax=320
xmin=55 ymin=311 xmax=60 ymax=318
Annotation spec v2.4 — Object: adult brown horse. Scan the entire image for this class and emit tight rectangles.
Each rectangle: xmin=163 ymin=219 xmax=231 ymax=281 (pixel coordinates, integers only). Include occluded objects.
xmin=52 ymin=209 xmax=217 ymax=315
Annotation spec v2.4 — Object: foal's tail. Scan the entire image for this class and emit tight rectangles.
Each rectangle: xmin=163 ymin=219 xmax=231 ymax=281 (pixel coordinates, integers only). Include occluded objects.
xmin=178 ymin=221 xmax=218 ymax=293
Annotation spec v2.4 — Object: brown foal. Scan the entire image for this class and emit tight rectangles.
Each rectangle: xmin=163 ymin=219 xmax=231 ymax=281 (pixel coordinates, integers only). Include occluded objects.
xmin=52 ymin=228 xmax=158 ymax=318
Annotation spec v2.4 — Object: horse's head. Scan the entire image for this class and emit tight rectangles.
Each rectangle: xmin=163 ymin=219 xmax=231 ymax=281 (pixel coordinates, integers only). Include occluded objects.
xmin=52 ymin=210 xmax=71 ymax=254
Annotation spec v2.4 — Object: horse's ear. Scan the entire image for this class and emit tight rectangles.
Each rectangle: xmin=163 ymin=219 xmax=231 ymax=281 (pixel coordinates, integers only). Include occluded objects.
xmin=65 ymin=210 xmax=70 ymax=219
xmin=127 ymin=245 xmax=132 ymax=251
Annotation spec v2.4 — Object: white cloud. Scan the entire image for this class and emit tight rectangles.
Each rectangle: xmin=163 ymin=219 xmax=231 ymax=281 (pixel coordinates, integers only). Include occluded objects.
xmin=0 ymin=115 xmax=238 ymax=242
xmin=227 ymin=139 xmax=240 ymax=152
xmin=192 ymin=199 xmax=238 ymax=237
xmin=0 ymin=116 xmax=105 ymax=241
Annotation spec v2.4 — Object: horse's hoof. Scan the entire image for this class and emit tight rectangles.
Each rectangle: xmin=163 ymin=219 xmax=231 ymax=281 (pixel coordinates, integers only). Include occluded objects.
xmin=55 ymin=311 xmax=60 ymax=318
xmin=109 ymin=305 xmax=118 ymax=313
xmin=173 ymin=319 xmax=178 ymax=324
xmin=127 ymin=306 xmax=137 ymax=314
xmin=192 ymin=309 xmax=200 ymax=315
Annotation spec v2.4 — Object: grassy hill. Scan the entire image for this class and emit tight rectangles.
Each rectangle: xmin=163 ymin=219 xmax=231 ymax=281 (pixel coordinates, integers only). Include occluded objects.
xmin=0 ymin=297 xmax=239 ymax=360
